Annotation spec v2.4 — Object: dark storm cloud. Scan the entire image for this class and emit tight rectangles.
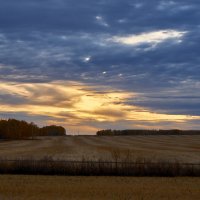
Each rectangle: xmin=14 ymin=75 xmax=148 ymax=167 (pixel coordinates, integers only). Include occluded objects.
xmin=0 ymin=0 xmax=200 ymax=120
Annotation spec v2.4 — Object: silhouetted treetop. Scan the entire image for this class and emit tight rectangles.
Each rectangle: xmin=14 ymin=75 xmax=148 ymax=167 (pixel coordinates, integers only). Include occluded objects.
xmin=0 ymin=119 xmax=66 ymax=139
xmin=96 ymin=129 xmax=200 ymax=136
xmin=40 ymin=125 xmax=66 ymax=136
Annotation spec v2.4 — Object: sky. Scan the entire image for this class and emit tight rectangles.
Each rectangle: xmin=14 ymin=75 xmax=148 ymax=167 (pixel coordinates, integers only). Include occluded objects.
xmin=0 ymin=0 xmax=200 ymax=134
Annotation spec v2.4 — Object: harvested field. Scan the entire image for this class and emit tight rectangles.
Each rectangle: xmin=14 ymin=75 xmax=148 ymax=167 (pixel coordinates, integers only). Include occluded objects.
xmin=0 ymin=135 xmax=199 ymax=163
xmin=0 ymin=175 xmax=199 ymax=200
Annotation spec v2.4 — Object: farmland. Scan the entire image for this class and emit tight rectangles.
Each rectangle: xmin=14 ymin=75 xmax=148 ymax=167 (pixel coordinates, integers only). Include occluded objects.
xmin=0 ymin=135 xmax=199 ymax=163
xmin=0 ymin=175 xmax=199 ymax=200
xmin=0 ymin=135 xmax=200 ymax=199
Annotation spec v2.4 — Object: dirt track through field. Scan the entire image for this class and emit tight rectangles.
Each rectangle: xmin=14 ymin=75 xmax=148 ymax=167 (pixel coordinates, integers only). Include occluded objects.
xmin=0 ymin=135 xmax=199 ymax=163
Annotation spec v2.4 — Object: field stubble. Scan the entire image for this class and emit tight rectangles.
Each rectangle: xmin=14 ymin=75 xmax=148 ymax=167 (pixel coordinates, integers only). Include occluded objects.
xmin=0 ymin=135 xmax=199 ymax=199
xmin=0 ymin=135 xmax=199 ymax=163
xmin=0 ymin=175 xmax=199 ymax=200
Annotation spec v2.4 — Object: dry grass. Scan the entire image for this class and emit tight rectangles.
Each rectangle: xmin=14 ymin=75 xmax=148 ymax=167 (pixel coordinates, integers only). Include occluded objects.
xmin=1 ymin=158 xmax=199 ymax=176
xmin=0 ymin=175 xmax=199 ymax=200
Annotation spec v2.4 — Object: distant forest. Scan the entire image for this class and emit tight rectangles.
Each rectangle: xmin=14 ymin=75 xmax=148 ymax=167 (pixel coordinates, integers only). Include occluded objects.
xmin=0 ymin=119 xmax=66 ymax=139
xmin=96 ymin=129 xmax=200 ymax=136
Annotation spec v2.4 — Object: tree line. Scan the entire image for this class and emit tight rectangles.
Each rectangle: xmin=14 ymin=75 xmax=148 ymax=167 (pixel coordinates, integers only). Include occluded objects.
xmin=96 ymin=129 xmax=200 ymax=136
xmin=0 ymin=119 xmax=66 ymax=139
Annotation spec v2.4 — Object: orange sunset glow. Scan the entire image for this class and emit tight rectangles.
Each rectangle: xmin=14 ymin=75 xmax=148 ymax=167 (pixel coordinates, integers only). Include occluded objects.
xmin=1 ymin=81 xmax=199 ymax=134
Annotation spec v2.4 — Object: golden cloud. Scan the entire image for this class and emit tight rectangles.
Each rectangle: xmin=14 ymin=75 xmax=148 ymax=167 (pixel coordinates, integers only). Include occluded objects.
xmin=0 ymin=81 xmax=199 ymax=134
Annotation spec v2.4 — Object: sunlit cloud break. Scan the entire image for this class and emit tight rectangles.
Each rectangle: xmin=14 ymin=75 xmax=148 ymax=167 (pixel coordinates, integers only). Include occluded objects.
xmin=111 ymin=30 xmax=187 ymax=46
xmin=0 ymin=81 xmax=199 ymax=134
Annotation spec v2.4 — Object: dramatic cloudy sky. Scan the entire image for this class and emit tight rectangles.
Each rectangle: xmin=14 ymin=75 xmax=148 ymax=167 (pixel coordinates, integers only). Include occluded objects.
xmin=0 ymin=0 xmax=200 ymax=134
